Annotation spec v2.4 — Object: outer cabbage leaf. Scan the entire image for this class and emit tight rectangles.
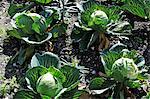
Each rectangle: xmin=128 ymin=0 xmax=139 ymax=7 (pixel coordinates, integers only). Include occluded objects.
xmin=11 ymin=13 xmax=34 ymax=34
xmin=22 ymin=33 xmax=52 ymax=44
xmin=31 ymin=52 xmax=60 ymax=68
xmin=60 ymin=65 xmax=80 ymax=88
xmin=106 ymin=21 xmax=132 ymax=35
xmin=89 ymin=78 xmax=115 ymax=95
xmin=101 ymin=51 xmax=122 ymax=76
xmin=46 ymin=65 xmax=80 ymax=99
xmin=14 ymin=90 xmax=40 ymax=99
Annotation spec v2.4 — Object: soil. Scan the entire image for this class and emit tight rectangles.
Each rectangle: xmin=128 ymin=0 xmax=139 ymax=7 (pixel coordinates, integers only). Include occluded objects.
xmin=0 ymin=0 xmax=11 ymax=77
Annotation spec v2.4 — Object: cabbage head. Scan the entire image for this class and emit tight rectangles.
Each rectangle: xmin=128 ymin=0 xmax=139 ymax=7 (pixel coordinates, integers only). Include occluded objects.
xmin=88 ymin=10 xmax=108 ymax=29
xmin=112 ymin=58 xmax=138 ymax=80
xmin=36 ymin=72 xmax=62 ymax=97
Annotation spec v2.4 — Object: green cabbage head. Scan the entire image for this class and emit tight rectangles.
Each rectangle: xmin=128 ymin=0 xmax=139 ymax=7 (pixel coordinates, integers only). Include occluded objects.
xmin=36 ymin=72 xmax=62 ymax=97
xmin=88 ymin=10 xmax=109 ymax=29
xmin=112 ymin=58 xmax=138 ymax=80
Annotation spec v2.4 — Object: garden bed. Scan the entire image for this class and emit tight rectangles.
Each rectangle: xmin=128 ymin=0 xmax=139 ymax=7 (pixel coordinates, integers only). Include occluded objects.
xmin=0 ymin=0 xmax=150 ymax=99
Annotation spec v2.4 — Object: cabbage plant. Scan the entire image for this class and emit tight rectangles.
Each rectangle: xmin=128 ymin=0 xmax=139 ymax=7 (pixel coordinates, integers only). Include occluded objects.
xmin=73 ymin=1 xmax=132 ymax=50
xmin=6 ymin=0 xmax=68 ymax=71
xmin=88 ymin=43 xmax=149 ymax=98
xmin=15 ymin=67 xmax=80 ymax=99
xmin=101 ymin=43 xmax=146 ymax=80
xmin=7 ymin=12 xmax=52 ymax=44
xmin=14 ymin=52 xmax=80 ymax=99
xmin=7 ymin=0 xmax=66 ymax=44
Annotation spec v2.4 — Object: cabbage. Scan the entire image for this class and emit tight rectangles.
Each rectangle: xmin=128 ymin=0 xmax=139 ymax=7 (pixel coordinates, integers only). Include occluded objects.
xmin=88 ymin=10 xmax=108 ymax=28
xmin=112 ymin=58 xmax=138 ymax=80
xmin=9 ymin=12 xmax=52 ymax=44
xmin=80 ymin=1 xmax=120 ymax=30
xmin=36 ymin=72 xmax=62 ymax=97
